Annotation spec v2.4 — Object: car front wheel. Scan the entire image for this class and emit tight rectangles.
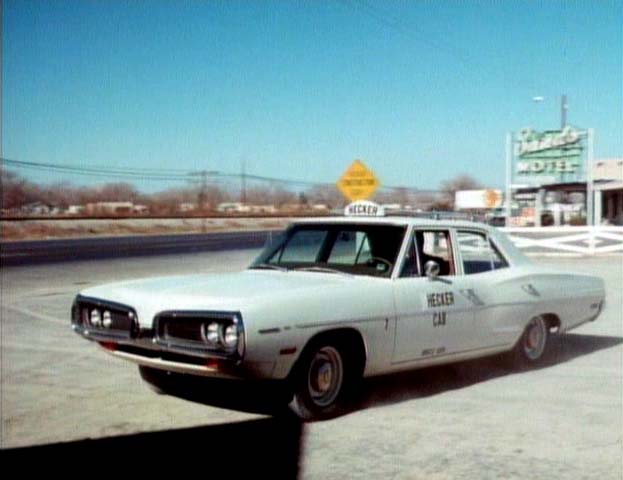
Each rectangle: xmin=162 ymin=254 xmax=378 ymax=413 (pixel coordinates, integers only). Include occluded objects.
xmin=288 ymin=340 xmax=357 ymax=421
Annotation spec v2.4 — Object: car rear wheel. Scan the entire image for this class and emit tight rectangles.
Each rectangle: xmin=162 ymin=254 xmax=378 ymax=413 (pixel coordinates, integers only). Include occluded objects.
xmin=511 ymin=315 xmax=549 ymax=367
xmin=288 ymin=340 xmax=358 ymax=421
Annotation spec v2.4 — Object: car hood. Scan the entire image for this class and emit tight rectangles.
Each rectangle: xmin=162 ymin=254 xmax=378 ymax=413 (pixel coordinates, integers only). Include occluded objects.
xmin=78 ymin=270 xmax=360 ymax=328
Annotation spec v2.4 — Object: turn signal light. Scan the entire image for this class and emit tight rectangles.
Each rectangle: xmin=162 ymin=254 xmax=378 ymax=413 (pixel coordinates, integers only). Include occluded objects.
xmin=205 ymin=359 xmax=220 ymax=370
xmin=99 ymin=341 xmax=117 ymax=351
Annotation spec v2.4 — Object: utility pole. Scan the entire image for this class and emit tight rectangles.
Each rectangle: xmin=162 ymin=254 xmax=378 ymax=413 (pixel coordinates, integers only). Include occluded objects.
xmin=189 ymin=169 xmax=216 ymax=233
xmin=197 ymin=170 xmax=208 ymax=233
xmin=197 ymin=170 xmax=208 ymax=212
xmin=561 ymin=94 xmax=568 ymax=129
xmin=241 ymin=159 xmax=247 ymax=204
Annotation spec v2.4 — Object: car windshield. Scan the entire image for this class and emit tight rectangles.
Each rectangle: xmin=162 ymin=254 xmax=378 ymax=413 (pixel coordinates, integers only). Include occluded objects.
xmin=250 ymin=223 xmax=406 ymax=278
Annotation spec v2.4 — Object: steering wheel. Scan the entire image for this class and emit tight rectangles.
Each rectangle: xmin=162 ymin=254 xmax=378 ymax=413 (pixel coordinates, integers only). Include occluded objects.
xmin=365 ymin=257 xmax=392 ymax=272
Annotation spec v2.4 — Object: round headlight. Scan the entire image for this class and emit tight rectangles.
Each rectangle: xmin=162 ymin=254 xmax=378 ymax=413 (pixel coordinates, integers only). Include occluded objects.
xmin=102 ymin=311 xmax=112 ymax=328
xmin=90 ymin=309 xmax=101 ymax=327
xmin=223 ymin=324 xmax=239 ymax=348
xmin=203 ymin=322 xmax=220 ymax=344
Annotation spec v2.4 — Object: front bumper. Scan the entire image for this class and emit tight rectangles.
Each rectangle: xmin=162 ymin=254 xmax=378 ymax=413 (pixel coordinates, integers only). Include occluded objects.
xmin=103 ymin=344 xmax=245 ymax=379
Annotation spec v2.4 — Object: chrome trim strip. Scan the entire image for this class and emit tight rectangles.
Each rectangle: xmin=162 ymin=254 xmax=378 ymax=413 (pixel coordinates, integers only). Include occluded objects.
xmin=391 ymin=342 xmax=510 ymax=365
xmin=296 ymin=315 xmax=388 ymax=329
xmin=258 ymin=328 xmax=281 ymax=334
xmin=104 ymin=348 xmax=242 ymax=379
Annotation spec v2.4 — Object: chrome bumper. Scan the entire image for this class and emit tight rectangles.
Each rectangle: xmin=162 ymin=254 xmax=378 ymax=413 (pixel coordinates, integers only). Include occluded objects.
xmin=103 ymin=346 xmax=243 ymax=379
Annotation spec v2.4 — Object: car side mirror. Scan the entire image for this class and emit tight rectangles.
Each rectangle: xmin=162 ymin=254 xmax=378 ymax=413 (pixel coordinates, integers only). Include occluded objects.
xmin=424 ymin=260 xmax=440 ymax=280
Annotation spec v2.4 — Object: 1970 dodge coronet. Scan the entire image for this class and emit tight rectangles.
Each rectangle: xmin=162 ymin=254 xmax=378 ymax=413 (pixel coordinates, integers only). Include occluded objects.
xmin=71 ymin=204 xmax=605 ymax=420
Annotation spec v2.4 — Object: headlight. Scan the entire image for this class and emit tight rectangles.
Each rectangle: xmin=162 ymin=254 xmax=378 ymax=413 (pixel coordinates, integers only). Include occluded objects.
xmin=223 ymin=324 xmax=239 ymax=348
xmin=203 ymin=322 xmax=221 ymax=345
xmin=102 ymin=311 xmax=112 ymax=328
xmin=90 ymin=309 xmax=101 ymax=327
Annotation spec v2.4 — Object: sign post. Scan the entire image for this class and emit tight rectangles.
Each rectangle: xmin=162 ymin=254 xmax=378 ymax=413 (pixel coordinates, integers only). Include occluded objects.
xmin=336 ymin=159 xmax=380 ymax=202
xmin=587 ymin=128 xmax=594 ymax=227
xmin=505 ymin=132 xmax=512 ymax=226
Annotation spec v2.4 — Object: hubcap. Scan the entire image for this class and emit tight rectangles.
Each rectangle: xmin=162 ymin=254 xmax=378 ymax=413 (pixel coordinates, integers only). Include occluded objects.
xmin=523 ymin=317 xmax=547 ymax=360
xmin=307 ymin=346 xmax=344 ymax=407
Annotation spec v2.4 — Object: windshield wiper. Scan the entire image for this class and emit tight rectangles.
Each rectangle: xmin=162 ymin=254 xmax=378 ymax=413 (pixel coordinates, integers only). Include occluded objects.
xmin=250 ymin=263 xmax=289 ymax=272
xmin=293 ymin=266 xmax=353 ymax=276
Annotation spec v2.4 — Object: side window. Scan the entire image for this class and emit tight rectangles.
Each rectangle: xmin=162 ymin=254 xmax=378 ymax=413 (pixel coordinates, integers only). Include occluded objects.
xmin=490 ymin=240 xmax=509 ymax=270
xmin=457 ymin=231 xmax=508 ymax=274
xmin=414 ymin=230 xmax=454 ymax=276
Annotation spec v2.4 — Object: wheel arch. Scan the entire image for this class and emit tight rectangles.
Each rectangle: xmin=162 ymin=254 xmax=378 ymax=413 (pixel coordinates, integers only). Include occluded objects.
xmin=512 ymin=312 xmax=560 ymax=350
xmin=540 ymin=312 xmax=561 ymax=332
xmin=287 ymin=327 xmax=368 ymax=381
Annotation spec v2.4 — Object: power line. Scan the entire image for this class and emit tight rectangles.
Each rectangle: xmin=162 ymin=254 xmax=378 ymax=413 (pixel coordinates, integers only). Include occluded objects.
xmin=340 ymin=0 xmax=472 ymax=68
xmin=1 ymin=156 xmax=441 ymax=193
xmin=338 ymin=0 xmax=543 ymax=94
xmin=1 ymin=157 xmax=192 ymax=179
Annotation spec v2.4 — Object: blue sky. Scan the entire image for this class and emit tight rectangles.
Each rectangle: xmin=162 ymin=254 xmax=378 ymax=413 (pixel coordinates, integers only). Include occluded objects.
xmin=2 ymin=0 xmax=622 ymax=192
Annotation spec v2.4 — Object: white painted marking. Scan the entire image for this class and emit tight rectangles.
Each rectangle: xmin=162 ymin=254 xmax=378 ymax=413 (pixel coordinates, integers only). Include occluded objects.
xmin=3 ymin=304 xmax=66 ymax=325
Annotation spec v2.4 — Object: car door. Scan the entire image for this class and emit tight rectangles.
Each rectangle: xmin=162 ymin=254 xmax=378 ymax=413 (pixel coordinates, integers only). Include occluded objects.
xmin=392 ymin=228 xmax=479 ymax=365
xmin=454 ymin=228 xmax=522 ymax=348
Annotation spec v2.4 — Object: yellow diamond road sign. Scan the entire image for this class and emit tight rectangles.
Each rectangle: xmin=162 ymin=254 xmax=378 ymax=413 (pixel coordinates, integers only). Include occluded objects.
xmin=337 ymin=159 xmax=380 ymax=201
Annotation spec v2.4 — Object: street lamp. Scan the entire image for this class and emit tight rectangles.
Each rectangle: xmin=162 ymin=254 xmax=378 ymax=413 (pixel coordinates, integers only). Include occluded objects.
xmin=531 ymin=95 xmax=568 ymax=128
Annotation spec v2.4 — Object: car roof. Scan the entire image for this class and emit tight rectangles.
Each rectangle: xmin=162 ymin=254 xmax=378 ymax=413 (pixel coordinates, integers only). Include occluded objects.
xmin=289 ymin=215 xmax=495 ymax=231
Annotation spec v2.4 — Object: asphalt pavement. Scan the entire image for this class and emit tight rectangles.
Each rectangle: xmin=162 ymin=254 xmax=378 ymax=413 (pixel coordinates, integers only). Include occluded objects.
xmin=1 ymin=250 xmax=621 ymax=479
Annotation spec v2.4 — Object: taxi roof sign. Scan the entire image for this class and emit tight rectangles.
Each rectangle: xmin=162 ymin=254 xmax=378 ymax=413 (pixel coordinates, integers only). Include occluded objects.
xmin=336 ymin=159 xmax=380 ymax=201
xmin=345 ymin=200 xmax=385 ymax=217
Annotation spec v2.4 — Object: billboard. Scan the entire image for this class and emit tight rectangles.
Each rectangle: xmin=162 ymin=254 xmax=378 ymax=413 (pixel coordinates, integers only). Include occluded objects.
xmin=512 ymin=126 xmax=587 ymax=186
xmin=455 ymin=189 xmax=503 ymax=210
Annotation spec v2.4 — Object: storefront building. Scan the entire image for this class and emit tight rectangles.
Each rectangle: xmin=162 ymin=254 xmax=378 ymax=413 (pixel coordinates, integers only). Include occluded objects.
xmin=594 ymin=158 xmax=623 ymax=225
xmin=505 ymin=127 xmax=622 ymax=226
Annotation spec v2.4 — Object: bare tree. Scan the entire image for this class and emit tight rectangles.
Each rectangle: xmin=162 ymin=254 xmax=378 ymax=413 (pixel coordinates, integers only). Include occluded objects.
xmin=96 ymin=182 xmax=139 ymax=202
xmin=439 ymin=174 xmax=483 ymax=210
xmin=305 ymin=185 xmax=345 ymax=208
xmin=1 ymin=168 xmax=42 ymax=209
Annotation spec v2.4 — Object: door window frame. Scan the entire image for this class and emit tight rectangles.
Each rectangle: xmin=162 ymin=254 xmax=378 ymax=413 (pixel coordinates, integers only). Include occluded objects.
xmin=453 ymin=228 xmax=510 ymax=276
xmin=396 ymin=226 xmax=457 ymax=279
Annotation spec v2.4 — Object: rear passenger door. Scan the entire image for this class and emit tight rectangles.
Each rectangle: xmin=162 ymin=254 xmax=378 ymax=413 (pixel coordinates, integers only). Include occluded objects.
xmin=454 ymin=229 xmax=515 ymax=347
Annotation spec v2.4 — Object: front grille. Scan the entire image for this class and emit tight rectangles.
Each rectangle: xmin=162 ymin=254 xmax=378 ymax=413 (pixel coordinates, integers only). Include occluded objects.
xmin=162 ymin=317 xmax=206 ymax=343
xmin=154 ymin=311 xmax=243 ymax=359
xmin=72 ymin=296 xmax=138 ymax=340
xmin=156 ymin=312 xmax=238 ymax=345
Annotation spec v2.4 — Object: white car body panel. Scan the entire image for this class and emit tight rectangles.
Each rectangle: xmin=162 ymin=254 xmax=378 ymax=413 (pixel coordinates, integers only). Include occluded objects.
xmin=72 ymin=216 xmax=606 ymax=384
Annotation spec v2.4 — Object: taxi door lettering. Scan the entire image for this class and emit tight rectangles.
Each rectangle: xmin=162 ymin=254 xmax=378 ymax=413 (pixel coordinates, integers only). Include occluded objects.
xmin=433 ymin=311 xmax=447 ymax=327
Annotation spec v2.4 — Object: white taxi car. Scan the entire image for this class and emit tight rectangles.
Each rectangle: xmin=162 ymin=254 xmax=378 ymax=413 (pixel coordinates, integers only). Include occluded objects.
xmin=71 ymin=202 xmax=605 ymax=420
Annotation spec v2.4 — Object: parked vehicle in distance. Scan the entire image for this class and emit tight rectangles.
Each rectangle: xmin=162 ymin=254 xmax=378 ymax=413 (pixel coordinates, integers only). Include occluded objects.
xmin=71 ymin=201 xmax=606 ymax=420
